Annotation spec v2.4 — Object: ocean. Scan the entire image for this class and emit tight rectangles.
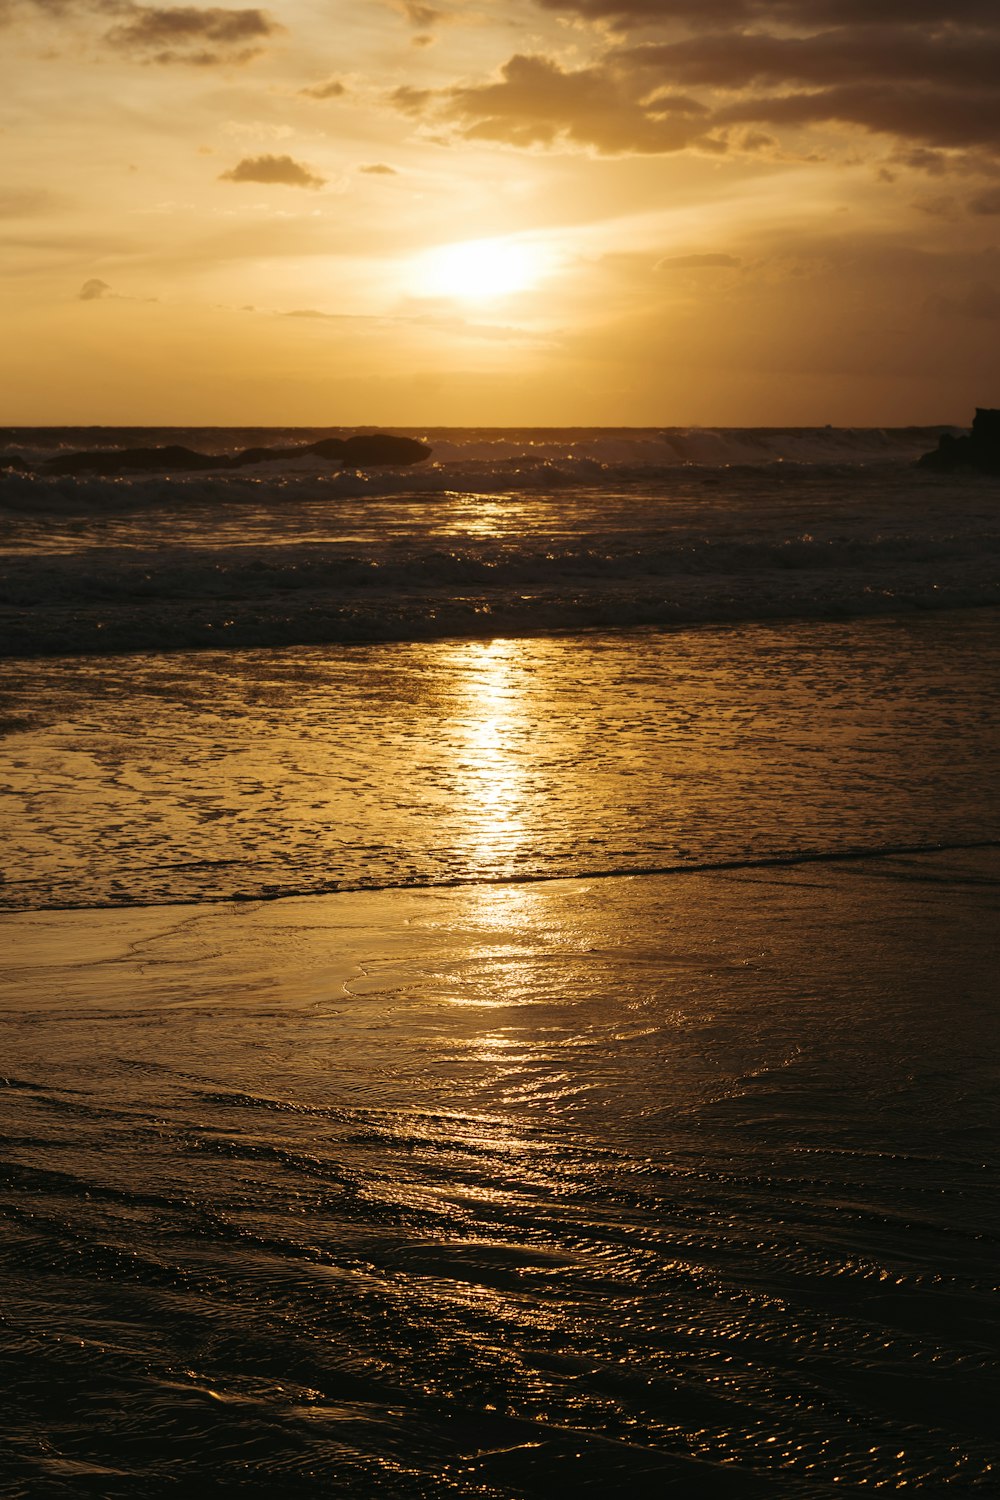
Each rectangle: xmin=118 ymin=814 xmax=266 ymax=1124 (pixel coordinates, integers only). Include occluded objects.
xmin=1 ymin=427 xmax=998 ymax=1495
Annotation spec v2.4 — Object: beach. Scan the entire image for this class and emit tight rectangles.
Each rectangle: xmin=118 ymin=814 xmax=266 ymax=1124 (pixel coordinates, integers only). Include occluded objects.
xmin=2 ymin=854 xmax=998 ymax=1494
xmin=1 ymin=428 xmax=999 ymax=1493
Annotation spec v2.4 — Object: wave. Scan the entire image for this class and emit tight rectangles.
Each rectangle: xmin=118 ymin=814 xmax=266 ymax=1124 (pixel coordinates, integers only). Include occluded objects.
xmin=2 ymin=426 xmax=994 ymax=657
xmin=1 ymin=424 xmax=953 ymax=502
xmin=9 ymin=837 xmax=999 ymax=914
xmin=1 ymin=563 xmax=996 ymax=658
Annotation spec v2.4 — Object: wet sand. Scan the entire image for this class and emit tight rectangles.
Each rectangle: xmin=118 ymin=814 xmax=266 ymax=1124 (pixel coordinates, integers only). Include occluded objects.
xmin=2 ymin=853 xmax=998 ymax=1494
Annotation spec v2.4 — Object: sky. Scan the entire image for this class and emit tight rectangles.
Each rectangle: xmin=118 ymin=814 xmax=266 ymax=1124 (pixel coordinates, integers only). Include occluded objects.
xmin=2 ymin=0 xmax=1000 ymax=425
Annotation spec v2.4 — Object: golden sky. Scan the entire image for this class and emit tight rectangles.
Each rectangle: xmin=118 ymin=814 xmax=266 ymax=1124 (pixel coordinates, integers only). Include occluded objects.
xmin=2 ymin=0 xmax=999 ymax=424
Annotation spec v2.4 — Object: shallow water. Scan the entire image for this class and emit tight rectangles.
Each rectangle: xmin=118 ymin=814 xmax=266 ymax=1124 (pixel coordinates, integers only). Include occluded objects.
xmin=1 ymin=614 xmax=998 ymax=910
xmin=1 ymin=856 xmax=998 ymax=1495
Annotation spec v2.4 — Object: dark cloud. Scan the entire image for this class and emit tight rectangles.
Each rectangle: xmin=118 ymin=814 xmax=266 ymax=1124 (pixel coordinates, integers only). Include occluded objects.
xmin=220 ymin=153 xmax=325 ymax=188
xmin=928 ymin=280 xmax=1000 ymax=319
xmin=715 ymin=85 xmax=1000 ymax=152
xmin=619 ymin=18 xmax=1000 ymax=156
xmin=913 ymin=194 xmax=958 ymax=218
xmin=968 ymin=186 xmax=1000 ymax=214
xmin=658 ymin=252 xmax=741 ymax=268
xmin=2 ymin=1 xmax=281 ymax=62
xmin=78 ymin=276 xmax=111 ymax=298
xmin=617 ymin=27 xmax=1000 ymax=94
xmin=359 ymin=163 xmax=397 ymax=174
xmin=394 ymin=1 xmax=1000 ymax=162
xmin=393 ymin=53 xmax=717 ymax=155
xmin=533 ymin=0 xmax=1000 ymax=26
xmin=104 ymin=4 xmax=279 ymax=64
xmin=615 ymin=26 xmax=1000 ymax=156
xmin=300 ymin=77 xmax=346 ymax=100
xmin=892 ymin=147 xmax=953 ymax=176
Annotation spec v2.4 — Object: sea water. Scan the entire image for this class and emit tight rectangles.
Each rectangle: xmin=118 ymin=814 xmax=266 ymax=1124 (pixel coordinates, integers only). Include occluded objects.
xmin=0 ymin=428 xmax=998 ymax=1494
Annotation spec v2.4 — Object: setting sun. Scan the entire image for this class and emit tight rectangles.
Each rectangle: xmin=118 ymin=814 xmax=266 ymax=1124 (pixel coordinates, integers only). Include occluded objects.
xmin=416 ymin=237 xmax=547 ymax=302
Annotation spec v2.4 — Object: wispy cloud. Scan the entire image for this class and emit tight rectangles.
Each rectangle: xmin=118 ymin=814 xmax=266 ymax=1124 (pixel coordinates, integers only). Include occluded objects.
xmin=658 ymin=252 xmax=742 ymax=269
xmin=300 ymin=77 xmax=346 ymax=100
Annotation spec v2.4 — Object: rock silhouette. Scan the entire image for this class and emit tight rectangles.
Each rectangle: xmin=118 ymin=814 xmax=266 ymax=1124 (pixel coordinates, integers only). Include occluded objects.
xmin=918 ymin=409 xmax=1000 ymax=474
xmin=44 ymin=445 xmax=222 ymax=476
xmin=2 ymin=433 xmax=432 ymax=477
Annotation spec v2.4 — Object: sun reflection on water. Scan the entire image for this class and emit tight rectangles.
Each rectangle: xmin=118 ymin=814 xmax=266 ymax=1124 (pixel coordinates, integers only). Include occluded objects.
xmin=448 ymin=637 xmax=531 ymax=875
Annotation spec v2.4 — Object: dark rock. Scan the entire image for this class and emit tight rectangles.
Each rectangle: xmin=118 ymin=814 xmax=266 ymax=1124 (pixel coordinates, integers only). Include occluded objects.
xmin=336 ymin=434 xmax=431 ymax=467
xmin=972 ymin=407 xmax=1000 ymax=445
xmin=918 ymin=408 xmax=1000 ymax=473
xmin=227 ymin=438 xmax=347 ymax=466
xmin=45 ymin=445 xmax=221 ymax=475
xmin=302 ymin=438 xmax=347 ymax=460
xmin=42 ymin=433 xmax=433 ymax=476
xmin=225 ymin=446 xmax=289 ymax=467
xmin=227 ymin=434 xmax=430 ymax=468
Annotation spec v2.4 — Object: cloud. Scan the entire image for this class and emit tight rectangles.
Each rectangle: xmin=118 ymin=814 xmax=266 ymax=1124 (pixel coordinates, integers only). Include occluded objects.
xmin=359 ymin=162 xmax=397 ymax=174
xmin=392 ymin=53 xmax=718 ymax=155
xmin=613 ymin=22 xmax=1000 ymax=155
xmin=300 ymin=77 xmax=346 ymax=100
xmin=389 ymin=2 xmax=1000 ymax=161
xmin=714 ymin=85 xmax=1000 ymax=153
xmin=219 ymin=153 xmax=325 ymax=188
xmin=0 ymin=187 xmax=57 ymax=216
xmin=283 ymin=307 xmax=358 ymax=320
xmin=928 ymin=280 xmax=1000 ymax=319
xmin=532 ymin=0 xmax=1000 ymax=26
xmin=968 ymin=186 xmax=1000 ymax=214
xmin=103 ymin=4 xmax=280 ymax=65
xmin=913 ymin=194 xmax=959 ymax=218
xmin=78 ymin=276 xmax=112 ymax=299
xmin=618 ymin=27 xmax=1000 ymax=95
xmin=383 ymin=3 xmax=1000 ymax=164
xmin=389 ymin=84 xmax=433 ymax=115
xmin=658 ymin=252 xmax=742 ymax=268
xmin=892 ymin=147 xmax=952 ymax=177
xmin=400 ymin=0 xmax=441 ymax=24
xmin=0 ymin=1 xmax=280 ymax=66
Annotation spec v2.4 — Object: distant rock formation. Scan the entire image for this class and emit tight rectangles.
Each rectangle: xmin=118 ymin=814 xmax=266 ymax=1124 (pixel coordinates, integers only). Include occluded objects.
xmin=44 ymin=445 xmax=222 ymax=476
xmin=918 ymin=409 xmax=1000 ymax=474
xmin=2 ymin=433 xmax=432 ymax=477
xmin=232 ymin=434 xmax=432 ymax=469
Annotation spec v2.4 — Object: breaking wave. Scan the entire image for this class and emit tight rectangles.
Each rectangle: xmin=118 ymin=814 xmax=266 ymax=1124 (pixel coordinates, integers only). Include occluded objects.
xmin=1 ymin=425 xmax=994 ymax=658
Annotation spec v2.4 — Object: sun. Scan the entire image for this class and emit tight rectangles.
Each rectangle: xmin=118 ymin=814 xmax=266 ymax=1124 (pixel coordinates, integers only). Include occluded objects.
xmin=416 ymin=236 xmax=546 ymax=302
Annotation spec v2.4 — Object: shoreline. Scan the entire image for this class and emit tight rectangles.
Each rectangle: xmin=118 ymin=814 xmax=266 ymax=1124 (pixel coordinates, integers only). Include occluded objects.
xmin=2 ymin=834 xmax=998 ymax=918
